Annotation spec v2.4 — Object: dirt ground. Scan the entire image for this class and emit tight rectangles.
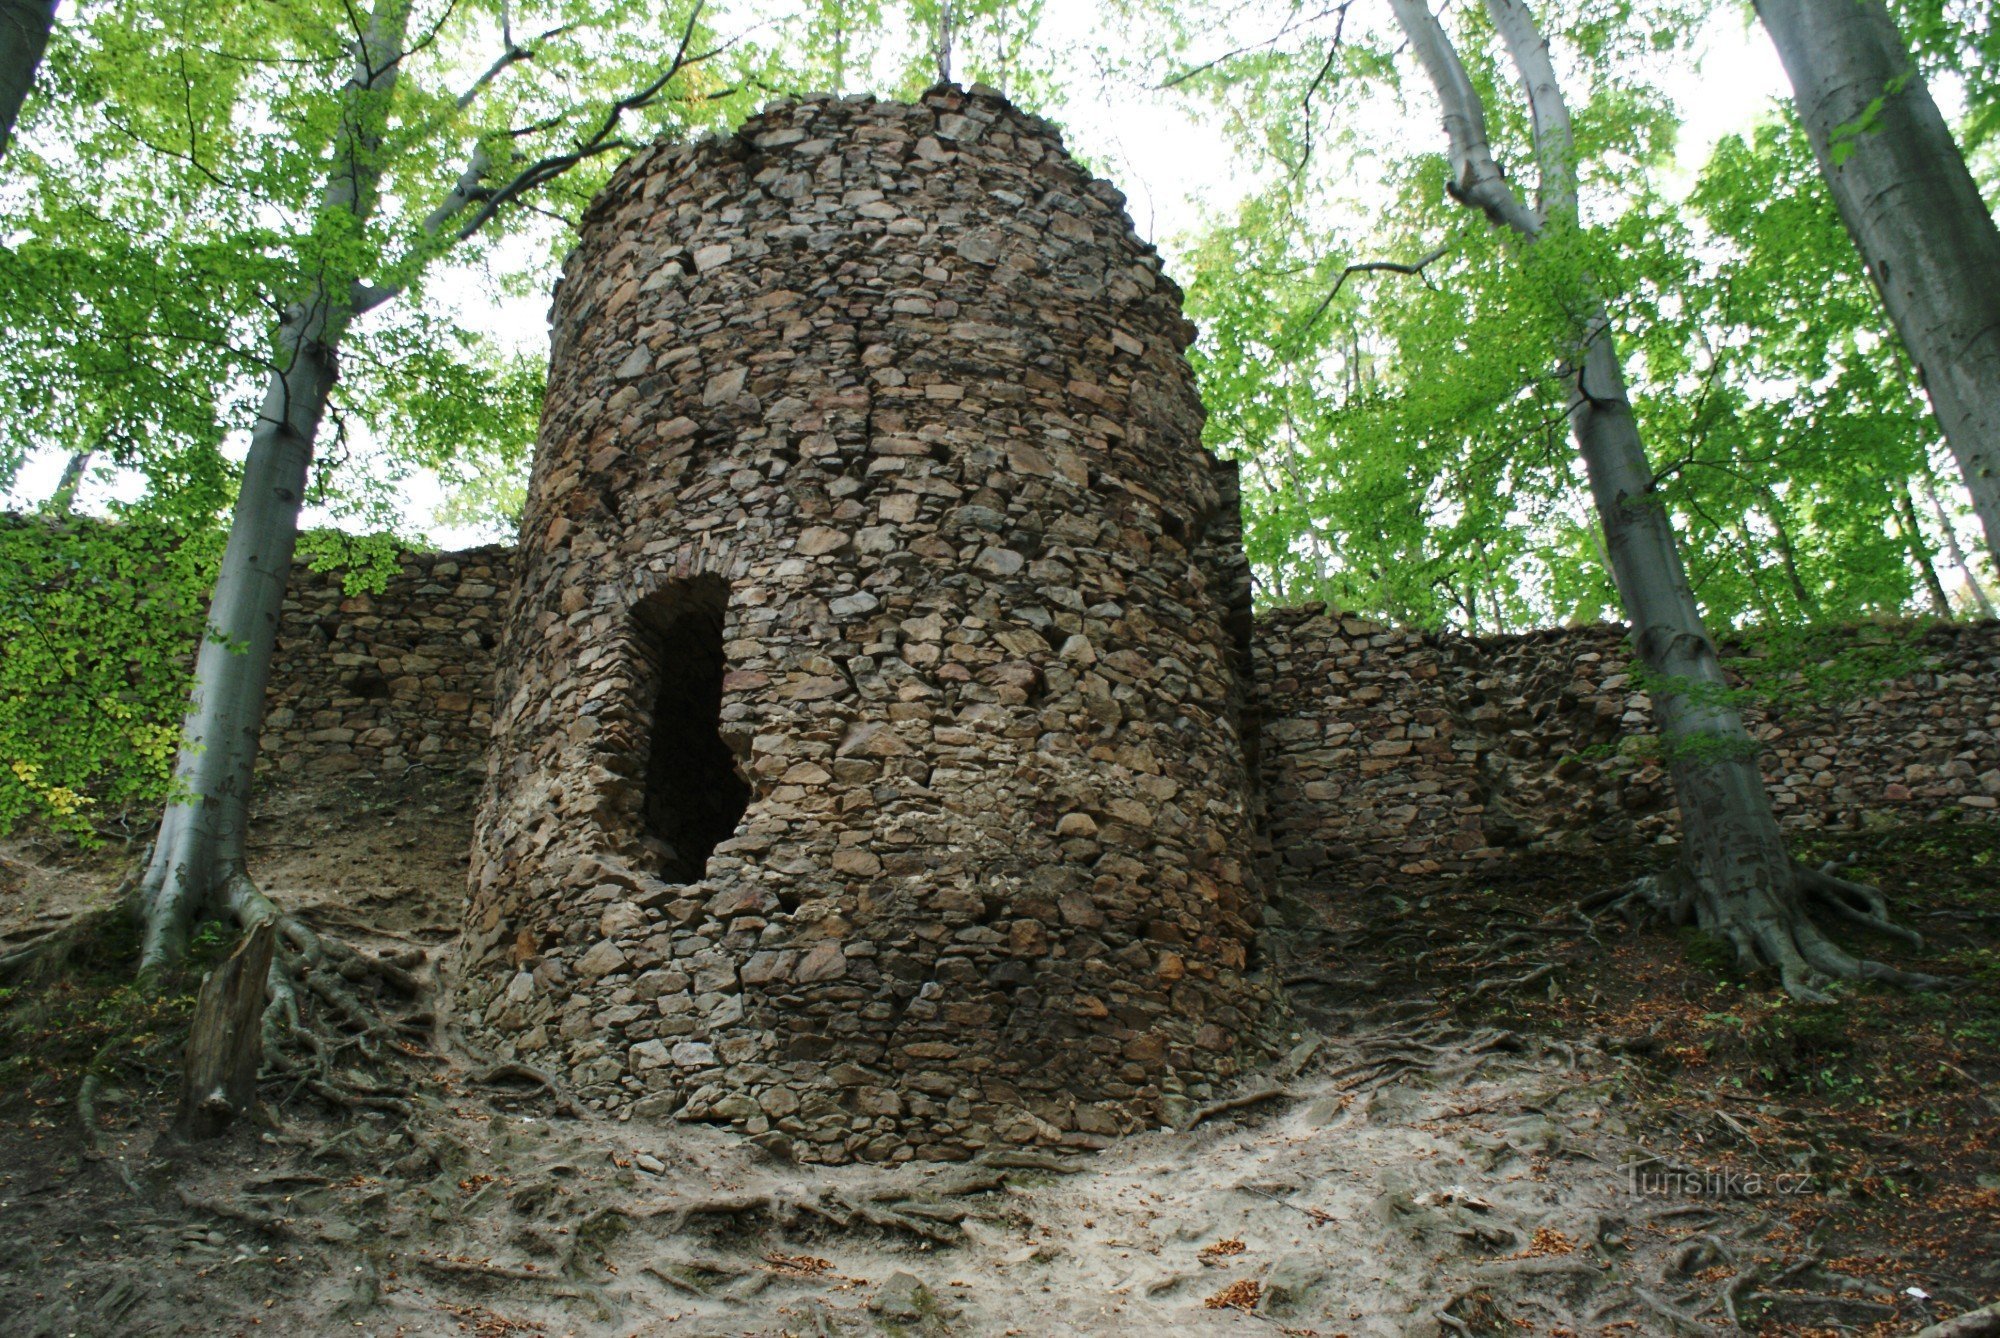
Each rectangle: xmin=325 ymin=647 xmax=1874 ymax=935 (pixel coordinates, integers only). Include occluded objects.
xmin=2 ymin=772 xmax=1996 ymax=1336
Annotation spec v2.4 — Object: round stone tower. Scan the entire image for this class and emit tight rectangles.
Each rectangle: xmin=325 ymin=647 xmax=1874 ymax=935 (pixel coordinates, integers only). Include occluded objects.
xmin=462 ymin=85 xmax=1269 ymax=1162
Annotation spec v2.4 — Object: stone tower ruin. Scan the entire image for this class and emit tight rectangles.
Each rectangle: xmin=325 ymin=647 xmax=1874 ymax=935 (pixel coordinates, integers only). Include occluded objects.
xmin=461 ymin=85 xmax=1270 ymax=1162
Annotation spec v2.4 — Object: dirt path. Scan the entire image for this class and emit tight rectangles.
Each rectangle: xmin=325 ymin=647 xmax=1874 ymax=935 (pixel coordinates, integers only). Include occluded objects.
xmin=2 ymin=997 xmax=1758 ymax=1337
xmin=3 ymin=776 xmax=1993 ymax=1336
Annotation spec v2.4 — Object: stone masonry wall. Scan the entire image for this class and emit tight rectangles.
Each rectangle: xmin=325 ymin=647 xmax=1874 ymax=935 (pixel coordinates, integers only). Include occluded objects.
xmin=459 ymin=87 xmax=1272 ymax=1164
xmin=257 ymin=548 xmax=2000 ymax=1148
xmin=1254 ymin=606 xmax=2000 ymax=894
xmin=259 ymin=547 xmax=514 ymax=781
xmin=260 ymin=554 xmax=2000 ymax=905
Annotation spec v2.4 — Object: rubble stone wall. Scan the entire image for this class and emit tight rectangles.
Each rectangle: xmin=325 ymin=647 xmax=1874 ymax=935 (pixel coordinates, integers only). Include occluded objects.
xmin=458 ymin=87 xmax=1272 ymax=1163
xmin=258 ymin=556 xmax=2000 ymax=1150
xmin=262 ymin=551 xmax=2000 ymax=907
xmin=260 ymin=547 xmax=515 ymax=781
xmin=1254 ymin=607 xmax=2000 ymax=893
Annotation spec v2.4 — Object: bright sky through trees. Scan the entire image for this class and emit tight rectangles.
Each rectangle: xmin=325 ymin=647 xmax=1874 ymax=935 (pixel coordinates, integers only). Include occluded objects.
xmin=3 ymin=0 xmax=1800 ymax=550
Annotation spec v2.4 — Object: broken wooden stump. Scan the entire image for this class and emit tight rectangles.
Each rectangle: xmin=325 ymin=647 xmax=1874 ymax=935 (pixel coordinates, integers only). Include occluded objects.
xmin=178 ymin=921 xmax=276 ymax=1138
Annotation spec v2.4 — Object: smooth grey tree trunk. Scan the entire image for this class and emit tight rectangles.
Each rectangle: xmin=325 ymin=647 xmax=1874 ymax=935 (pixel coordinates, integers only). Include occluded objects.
xmin=130 ymin=0 xmax=710 ymax=977
xmin=138 ymin=0 xmax=413 ymax=973
xmin=1390 ymin=0 xmax=1933 ymax=998
xmin=1756 ymin=0 xmax=2000 ymax=569
xmin=0 ymin=0 xmax=53 ymax=158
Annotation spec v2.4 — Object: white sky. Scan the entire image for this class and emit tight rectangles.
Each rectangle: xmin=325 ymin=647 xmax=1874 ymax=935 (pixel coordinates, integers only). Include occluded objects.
xmin=5 ymin=2 xmax=1798 ymax=548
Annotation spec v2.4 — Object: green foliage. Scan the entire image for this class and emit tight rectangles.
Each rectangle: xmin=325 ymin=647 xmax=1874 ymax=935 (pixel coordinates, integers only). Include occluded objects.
xmin=1157 ymin=0 xmax=1988 ymax=635
xmin=748 ymin=0 xmax=1060 ymax=136
xmin=1894 ymin=0 xmax=2000 ymax=164
xmin=296 ymin=530 xmax=412 ymax=597
xmin=1168 ymin=0 xmax=1688 ymax=625
xmin=1827 ymin=71 xmax=1911 ymax=165
xmin=0 ymin=515 xmax=219 ymax=835
xmin=1655 ymin=115 xmax=1949 ymax=626
xmin=1722 ymin=620 xmax=1936 ymax=707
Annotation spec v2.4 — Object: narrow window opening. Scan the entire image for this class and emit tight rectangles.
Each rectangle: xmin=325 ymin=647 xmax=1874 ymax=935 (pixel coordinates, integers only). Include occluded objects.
xmin=633 ymin=579 xmax=751 ymax=884
xmin=345 ymin=669 xmax=391 ymax=700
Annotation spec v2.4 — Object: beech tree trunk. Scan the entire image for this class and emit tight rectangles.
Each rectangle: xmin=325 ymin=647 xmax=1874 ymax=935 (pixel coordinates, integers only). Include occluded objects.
xmin=0 ymin=0 xmax=53 ymax=157
xmin=129 ymin=1 xmax=708 ymax=977
xmin=137 ymin=0 xmax=412 ymax=974
xmin=1389 ymin=0 xmax=1933 ymax=999
xmin=1755 ymin=0 xmax=2000 ymax=568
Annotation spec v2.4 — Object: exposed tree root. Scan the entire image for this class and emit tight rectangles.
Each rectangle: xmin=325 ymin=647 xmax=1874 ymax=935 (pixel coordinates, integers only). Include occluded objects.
xmin=176 ymin=1187 xmax=293 ymax=1235
xmin=1583 ymin=860 xmax=1945 ymax=1002
xmin=1182 ymin=1084 xmax=1295 ymax=1130
xmin=1918 ymin=1300 xmax=2000 ymax=1337
xmin=1464 ymin=962 xmax=1557 ymax=1003
xmin=7 ymin=837 xmax=445 ymax=1157
xmin=0 ymin=851 xmax=148 ymax=986
xmin=1629 ymin=1284 xmax=1709 ymax=1335
xmin=412 ymin=1254 xmax=559 ymax=1283
xmin=647 ymin=1162 xmax=1019 ymax=1246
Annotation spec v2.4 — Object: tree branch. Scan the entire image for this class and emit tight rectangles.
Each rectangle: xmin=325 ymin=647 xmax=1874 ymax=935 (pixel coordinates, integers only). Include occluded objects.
xmin=1159 ymin=3 xmax=1352 ymax=89
xmin=355 ymin=0 xmax=719 ymax=314
xmin=1301 ymin=243 xmax=1450 ymax=333
xmin=455 ymin=19 xmax=579 ymax=111
xmin=1386 ymin=0 xmax=1541 ymax=237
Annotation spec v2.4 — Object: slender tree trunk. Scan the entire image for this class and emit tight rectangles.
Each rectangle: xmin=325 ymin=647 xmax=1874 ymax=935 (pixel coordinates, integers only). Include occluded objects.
xmin=1390 ymin=0 xmax=1934 ymax=998
xmin=0 ymin=0 xmax=53 ymax=158
xmin=1924 ymin=474 xmax=1996 ymax=619
xmin=1759 ymin=488 xmax=1817 ymax=619
xmin=1755 ymin=0 xmax=2000 ymax=568
xmin=138 ymin=303 xmax=344 ymax=969
xmin=934 ymin=0 xmax=955 ymax=85
xmin=1729 ymin=521 xmax=1780 ymax=623
xmin=137 ymin=0 xmax=412 ymax=974
xmin=1894 ymin=480 xmax=1953 ymax=616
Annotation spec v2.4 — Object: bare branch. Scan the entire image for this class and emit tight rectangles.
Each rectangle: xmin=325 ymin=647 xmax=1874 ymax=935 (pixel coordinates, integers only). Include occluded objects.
xmin=1300 ymin=243 xmax=1450 ymax=333
xmin=1293 ymin=4 xmax=1358 ymax=175
xmin=1159 ymin=3 xmax=1352 ymax=89
xmin=456 ymin=19 xmax=580 ymax=111
xmin=358 ymin=0 xmax=723 ymax=313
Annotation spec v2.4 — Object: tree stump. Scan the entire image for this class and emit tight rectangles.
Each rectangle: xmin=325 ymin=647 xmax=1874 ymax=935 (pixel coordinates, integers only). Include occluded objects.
xmin=177 ymin=921 xmax=275 ymax=1138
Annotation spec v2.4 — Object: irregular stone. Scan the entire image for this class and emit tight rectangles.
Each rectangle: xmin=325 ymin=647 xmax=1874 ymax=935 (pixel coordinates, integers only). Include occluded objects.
xmin=794 ymin=942 xmax=848 ymax=983
xmin=870 ymin=1272 xmax=944 ymax=1322
xmin=670 ymin=1041 xmax=718 ymax=1068
xmin=576 ymin=940 xmax=629 ymax=980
